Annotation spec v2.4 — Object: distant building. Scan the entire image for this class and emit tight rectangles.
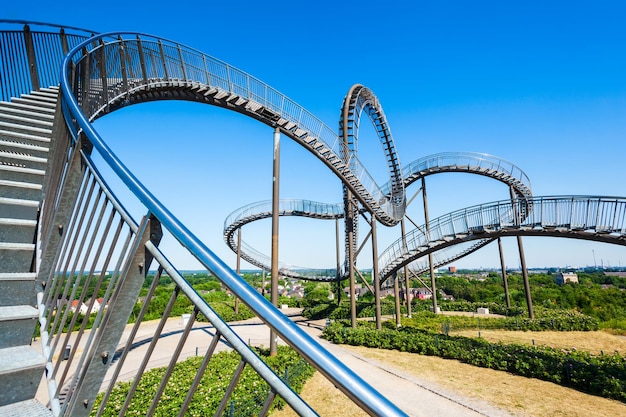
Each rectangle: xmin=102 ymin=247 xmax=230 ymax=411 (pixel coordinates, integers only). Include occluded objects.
xmin=448 ymin=266 xmax=457 ymax=273
xmin=555 ymin=272 xmax=579 ymax=285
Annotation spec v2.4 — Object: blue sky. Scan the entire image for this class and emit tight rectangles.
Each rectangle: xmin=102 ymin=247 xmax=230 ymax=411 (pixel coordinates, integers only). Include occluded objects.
xmin=5 ymin=1 xmax=626 ymax=271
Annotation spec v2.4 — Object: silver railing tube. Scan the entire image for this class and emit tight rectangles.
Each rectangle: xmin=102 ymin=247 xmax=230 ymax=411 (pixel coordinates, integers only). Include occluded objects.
xmin=61 ymin=33 xmax=408 ymax=417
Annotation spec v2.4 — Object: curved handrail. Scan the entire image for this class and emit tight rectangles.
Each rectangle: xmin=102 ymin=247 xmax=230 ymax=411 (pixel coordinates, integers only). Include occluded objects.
xmin=224 ymin=199 xmax=344 ymax=281
xmin=379 ymin=195 xmax=626 ymax=280
xmin=66 ymin=32 xmax=402 ymax=225
xmin=380 ymin=151 xmax=532 ymax=199
xmin=60 ymin=32 xmax=407 ymax=417
xmin=0 ymin=21 xmax=98 ymax=101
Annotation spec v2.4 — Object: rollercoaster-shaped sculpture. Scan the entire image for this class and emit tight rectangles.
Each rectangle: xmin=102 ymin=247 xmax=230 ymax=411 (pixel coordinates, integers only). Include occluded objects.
xmin=2 ymin=20 xmax=626 ymax=417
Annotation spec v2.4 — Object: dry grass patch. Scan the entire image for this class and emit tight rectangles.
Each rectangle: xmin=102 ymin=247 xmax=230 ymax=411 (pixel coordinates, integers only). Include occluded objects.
xmin=450 ymin=330 xmax=626 ymax=354
xmin=343 ymin=345 xmax=626 ymax=417
xmin=271 ymin=371 xmax=367 ymax=417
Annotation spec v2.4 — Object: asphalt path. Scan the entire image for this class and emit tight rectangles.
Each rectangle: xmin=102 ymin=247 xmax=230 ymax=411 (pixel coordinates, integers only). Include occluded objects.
xmin=37 ymin=308 xmax=516 ymax=417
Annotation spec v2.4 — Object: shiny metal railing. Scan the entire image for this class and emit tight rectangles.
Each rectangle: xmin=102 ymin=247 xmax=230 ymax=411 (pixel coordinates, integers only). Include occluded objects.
xmin=51 ymin=32 xmax=407 ymax=417
xmin=380 ymin=151 xmax=532 ymax=199
xmin=67 ymin=32 xmax=402 ymax=225
xmin=0 ymin=20 xmax=95 ymax=101
xmin=223 ymin=199 xmax=344 ymax=280
xmin=379 ymin=196 xmax=626 ymax=279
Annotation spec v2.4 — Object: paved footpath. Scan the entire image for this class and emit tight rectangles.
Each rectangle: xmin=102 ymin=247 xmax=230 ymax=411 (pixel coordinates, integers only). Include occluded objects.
xmin=291 ymin=315 xmax=515 ymax=417
xmin=37 ymin=308 xmax=516 ymax=417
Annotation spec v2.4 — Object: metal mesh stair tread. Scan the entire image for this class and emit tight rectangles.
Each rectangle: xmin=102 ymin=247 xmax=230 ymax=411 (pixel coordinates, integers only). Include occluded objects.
xmin=0 ymin=272 xmax=36 ymax=281
xmin=0 ymin=305 xmax=38 ymax=321
xmin=0 ymin=399 xmax=52 ymax=417
xmin=0 ymin=346 xmax=45 ymax=373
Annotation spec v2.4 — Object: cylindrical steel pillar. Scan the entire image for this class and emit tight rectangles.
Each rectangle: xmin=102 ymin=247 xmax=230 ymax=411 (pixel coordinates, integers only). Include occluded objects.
xmin=270 ymin=127 xmax=280 ymax=355
xmin=347 ymin=196 xmax=357 ymax=328
xmin=422 ymin=178 xmax=438 ymax=314
xmin=497 ymin=237 xmax=511 ymax=308
xmin=510 ymin=187 xmax=533 ymax=319
xmin=371 ymin=217 xmax=381 ymax=330
xmin=401 ymin=219 xmax=412 ymax=318
xmin=335 ymin=218 xmax=341 ymax=304
xmin=235 ymin=229 xmax=241 ymax=314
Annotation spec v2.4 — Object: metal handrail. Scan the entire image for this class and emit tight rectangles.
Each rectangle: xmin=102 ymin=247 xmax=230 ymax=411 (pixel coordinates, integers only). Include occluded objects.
xmin=0 ymin=20 xmax=97 ymax=101
xmin=379 ymin=151 xmax=532 ymax=198
xmin=60 ymin=32 xmax=407 ymax=417
xmin=379 ymin=196 xmax=626 ymax=278
xmin=223 ymin=199 xmax=344 ymax=281
xmin=64 ymin=32 xmax=401 ymax=225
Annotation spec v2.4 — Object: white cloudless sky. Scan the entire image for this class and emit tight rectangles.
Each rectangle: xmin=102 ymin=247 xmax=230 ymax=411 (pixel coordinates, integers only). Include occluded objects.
xmin=5 ymin=1 xmax=626 ymax=270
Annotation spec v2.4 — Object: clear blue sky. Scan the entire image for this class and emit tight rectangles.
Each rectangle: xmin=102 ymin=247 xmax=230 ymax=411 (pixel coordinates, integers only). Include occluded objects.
xmin=6 ymin=1 xmax=626 ymax=271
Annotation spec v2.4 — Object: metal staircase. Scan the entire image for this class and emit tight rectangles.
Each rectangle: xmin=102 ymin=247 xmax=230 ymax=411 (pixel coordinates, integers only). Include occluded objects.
xmin=0 ymin=87 xmax=57 ymax=416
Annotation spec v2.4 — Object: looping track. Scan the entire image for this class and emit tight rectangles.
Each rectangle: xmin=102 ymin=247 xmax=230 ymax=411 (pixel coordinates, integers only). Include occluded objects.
xmin=225 ymin=151 xmax=534 ymax=281
xmin=63 ymin=31 xmax=623 ymax=285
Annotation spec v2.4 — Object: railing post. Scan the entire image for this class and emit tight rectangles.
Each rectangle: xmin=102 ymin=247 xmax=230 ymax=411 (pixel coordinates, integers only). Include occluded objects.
xmin=60 ymin=28 xmax=69 ymax=55
xmin=64 ymin=215 xmax=161 ymax=416
xmin=118 ymin=37 xmax=129 ymax=94
xmin=177 ymin=44 xmax=187 ymax=80
xmin=158 ymin=40 xmax=169 ymax=80
xmin=97 ymin=40 xmax=109 ymax=112
xmin=23 ymin=24 xmax=40 ymax=90
xmin=136 ymin=36 xmax=148 ymax=84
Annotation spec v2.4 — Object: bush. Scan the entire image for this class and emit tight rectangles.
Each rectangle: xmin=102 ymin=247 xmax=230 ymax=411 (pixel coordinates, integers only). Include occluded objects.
xmin=323 ymin=322 xmax=625 ymax=402
xmin=91 ymin=346 xmax=314 ymax=416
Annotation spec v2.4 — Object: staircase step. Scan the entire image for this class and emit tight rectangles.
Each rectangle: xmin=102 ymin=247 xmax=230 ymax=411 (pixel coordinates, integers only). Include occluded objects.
xmin=0 ymin=104 xmax=55 ymax=122
xmin=0 ymin=218 xmax=36 ymax=243
xmin=0 ymin=129 xmax=51 ymax=147
xmin=2 ymin=101 xmax=55 ymax=116
xmin=0 ymin=139 xmax=50 ymax=159
xmin=0 ymin=180 xmax=42 ymax=201
xmin=0 ymin=113 xmax=53 ymax=130
xmin=27 ymin=90 xmax=58 ymax=100
xmin=0 ymin=197 xmax=39 ymax=220
xmin=0 ymin=121 xmax=52 ymax=137
xmin=0 ymin=242 xmax=34 ymax=273
xmin=0 ymin=273 xmax=36 ymax=306
xmin=0 ymin=399 xmax=53 ymax=417
xmin=19 ymin=94 xmax=57 ymax=105
xmin=0 ymin=164 xmax=45 ymax=184
xmin=0 ymin=346 xmax=45 ymax=406
xmin=0 ymin=150 xmax=48 ymax=171
xmin=9 ymin=98 xmax=56 ymax=110
xmin=0 ymin=306 xmax=38 ymax=348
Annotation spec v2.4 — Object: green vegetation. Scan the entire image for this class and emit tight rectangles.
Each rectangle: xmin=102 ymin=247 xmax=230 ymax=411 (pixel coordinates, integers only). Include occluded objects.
xmin=433 ymin=271 xmax=626 ymax=331
xmin=91 ymin=346 xmax=314 ymax=416
xmin=323 ymin=321 xmax=626 ymax=403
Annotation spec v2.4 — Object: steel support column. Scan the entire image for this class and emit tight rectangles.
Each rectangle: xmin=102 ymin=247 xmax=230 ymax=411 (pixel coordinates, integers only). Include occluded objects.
xmin=401 ymin=219 xmax=411 ymax=317
xmin=270 ymin=127 xmax=280 ymax=355
xmin=335 ymin=218 xmax=341 ymax=304
xmin=347 ymin=195 xmax=357 ymax=328
xmin=422 ymin=178 xmax=438 ymax=313
xmin=235 ymin=229 xmax=241 ymax=315
xmin=393 ymin=273 xmax=401 ymax=327
xmin=497 ymin=237 xmax=511 ymax=308
xmin=371 ymin=217 xmax=381 ymax=330
xmin=510 ymin=187 xmax=533 ymax=319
